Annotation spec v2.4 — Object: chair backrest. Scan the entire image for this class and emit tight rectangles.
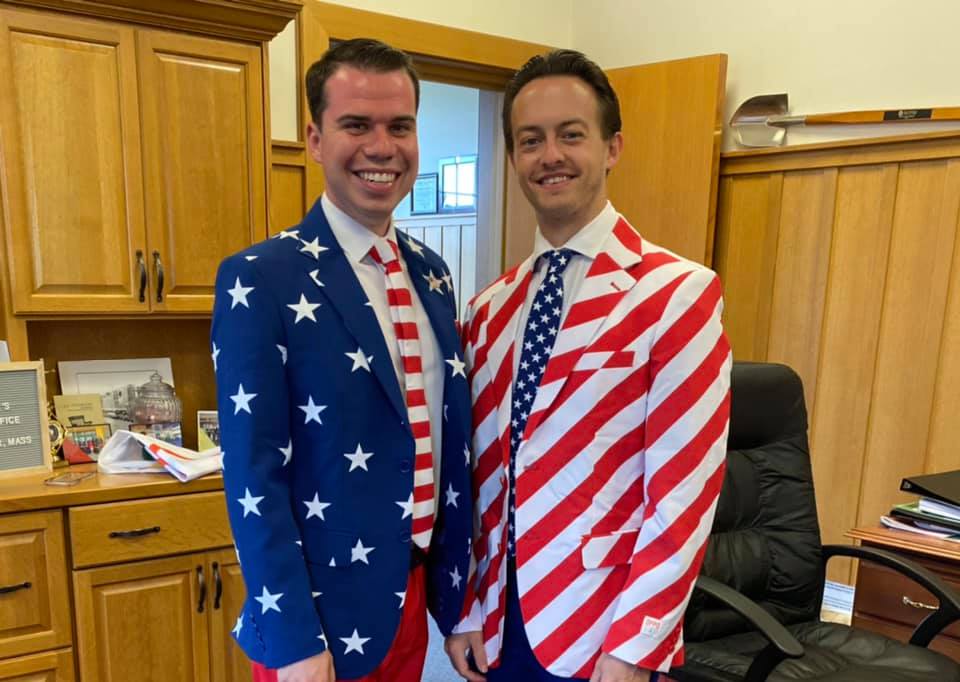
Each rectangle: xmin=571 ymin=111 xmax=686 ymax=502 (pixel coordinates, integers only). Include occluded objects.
xmin=684 ymin=361 xmax=825 ymax=642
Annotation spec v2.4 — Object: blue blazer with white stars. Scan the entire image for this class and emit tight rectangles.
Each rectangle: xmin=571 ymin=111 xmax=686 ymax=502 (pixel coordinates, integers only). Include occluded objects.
xmin=211 ymin=198 xmax=473 ymax=676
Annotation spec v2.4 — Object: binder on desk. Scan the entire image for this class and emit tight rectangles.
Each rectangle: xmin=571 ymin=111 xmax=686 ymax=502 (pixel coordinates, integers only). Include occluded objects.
xmin=900 ymin=470 xmax=960 ymax=506
xmin=890 ymin=502 xmax=960 ymax=533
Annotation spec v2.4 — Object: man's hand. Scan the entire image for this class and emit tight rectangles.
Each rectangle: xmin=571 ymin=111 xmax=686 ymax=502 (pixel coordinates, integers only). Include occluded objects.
xmin=589 ymin=653 xmax=651 ymax=682
xmin=276 ymin=650 xmax=335 ymax=682
xmin=444 ymin=631 xmax=488 ymax=681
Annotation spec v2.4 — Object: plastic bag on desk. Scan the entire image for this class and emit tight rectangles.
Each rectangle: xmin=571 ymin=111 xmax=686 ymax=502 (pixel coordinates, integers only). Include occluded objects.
xmin=98 ymin=429 xmax=222 ymax=482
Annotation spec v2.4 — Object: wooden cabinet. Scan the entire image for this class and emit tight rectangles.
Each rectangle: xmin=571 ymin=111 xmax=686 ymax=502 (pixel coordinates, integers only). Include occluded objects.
xmin=208 ymin=549 xmax=250 ymax=682
xmin=137 ymin=29 xmax=266 ymax=313
xmin=849 ymin=526 xmax=960 ymax=663
xmin=0 ymin=10 xmax=147 ymax=314
xmin=0 ymin=7 xmax=268 ymax=315
xmin=0 ymin=511 xmax=71 ymax=660
xmin=0 ymin=649 xmax=74 ymax=681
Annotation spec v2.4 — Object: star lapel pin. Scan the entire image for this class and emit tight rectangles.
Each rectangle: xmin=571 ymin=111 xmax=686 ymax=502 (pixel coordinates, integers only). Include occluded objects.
xmin=423 ymin=270 xmax=445 ymax=293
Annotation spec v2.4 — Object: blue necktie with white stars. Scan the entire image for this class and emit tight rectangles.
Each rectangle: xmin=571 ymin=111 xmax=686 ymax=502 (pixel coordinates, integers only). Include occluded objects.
xmin=508 ymin=248 xmax=575 ymax=557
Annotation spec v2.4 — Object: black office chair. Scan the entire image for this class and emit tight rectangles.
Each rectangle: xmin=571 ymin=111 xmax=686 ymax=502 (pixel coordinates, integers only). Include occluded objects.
xmin=673 ymin=361 xmax=960 ymax=682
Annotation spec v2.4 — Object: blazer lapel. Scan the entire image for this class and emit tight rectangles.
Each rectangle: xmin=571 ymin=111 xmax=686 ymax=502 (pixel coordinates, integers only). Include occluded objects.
xmin=524 ymin=217 xmax=645 ymax=437
xmin=294 ymin=201 xmax=408 ymax=424
xmin=483 ymin=257 xmax=535 ymax=469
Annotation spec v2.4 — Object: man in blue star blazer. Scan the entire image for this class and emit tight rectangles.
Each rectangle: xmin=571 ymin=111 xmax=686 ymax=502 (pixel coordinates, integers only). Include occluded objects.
xmin=211 ymin=39 xmax=473 ymax=682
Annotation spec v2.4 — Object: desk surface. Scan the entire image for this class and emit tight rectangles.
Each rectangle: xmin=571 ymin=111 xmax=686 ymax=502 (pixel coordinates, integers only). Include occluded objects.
xmin=848 ymin=526 xmax=960 ymax=563
xmin=0 ymin=463 xmax=223 ymax=513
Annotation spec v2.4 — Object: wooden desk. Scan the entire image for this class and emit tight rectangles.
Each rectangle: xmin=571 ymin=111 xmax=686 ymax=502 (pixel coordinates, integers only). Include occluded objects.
xmin=848 ymin=526 xmax=960 ymax=662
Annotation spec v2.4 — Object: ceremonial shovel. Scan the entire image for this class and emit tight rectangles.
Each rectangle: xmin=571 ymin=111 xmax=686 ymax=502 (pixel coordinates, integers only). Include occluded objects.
xmin=730 ymin=93 xmax=960 ymax=147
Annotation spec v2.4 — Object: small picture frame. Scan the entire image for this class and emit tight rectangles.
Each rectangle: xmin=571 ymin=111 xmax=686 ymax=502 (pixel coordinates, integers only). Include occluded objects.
xmin=0 ymin=361 xmax=52 ymax=476
xmin=410 ymin=173 xmax=439 ymax=215
xmin=197 ymin=410 xmax=220 ymax=450
xmin=65 ymin=423 xmax=112 ymax=459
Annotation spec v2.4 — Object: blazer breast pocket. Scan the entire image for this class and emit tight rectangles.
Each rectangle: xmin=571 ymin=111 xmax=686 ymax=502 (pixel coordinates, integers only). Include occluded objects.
xmin=574 ymin=349 xmax=636 ymax=372
xmin=580 ymin=528 xmax=640 ymax=569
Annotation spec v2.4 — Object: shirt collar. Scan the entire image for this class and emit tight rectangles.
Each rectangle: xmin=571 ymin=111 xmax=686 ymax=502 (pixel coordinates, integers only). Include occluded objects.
xmin=322 ymin=194 xmax=398 ymax=264
xmin=530 ymin=201 xmax=619 ymax=268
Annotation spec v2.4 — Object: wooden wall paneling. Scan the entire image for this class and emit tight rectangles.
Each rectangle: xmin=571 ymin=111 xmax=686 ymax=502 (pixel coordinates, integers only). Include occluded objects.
xmin=925 ymin=201 xmax=960 ymax=475
xmin=807 ymin=164 xmax=898 ymax=584
xmin=765 ymin=168 xmax=838 ymax=415
xmin=857 ymin=159 xmax=960 ymax=529
xmin=26 ymin=319 xmax=216 ymax=450
xmin=270 ymin=142 xmax=308 ymax=234
xmin=712 ymin=173 xmax=783 ymax=360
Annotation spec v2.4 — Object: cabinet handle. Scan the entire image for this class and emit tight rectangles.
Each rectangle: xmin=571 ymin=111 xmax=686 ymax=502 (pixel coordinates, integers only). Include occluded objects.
xmin=136 ymin=250 xmax=147 ymax=303
xmin=197 ymin=565 xmax=206 ymax=614
xmin=108 ymin=525 xmax=161 ymax=539
xmin=902 ymin=595 xmax=937 ymax=611
xmin=213 ymin=561 xmax=223 ymax=610
xmin=0 ymin=581 xmax=31 ymax=595
xmin=153 ymin=251 xmax=165 ymax=303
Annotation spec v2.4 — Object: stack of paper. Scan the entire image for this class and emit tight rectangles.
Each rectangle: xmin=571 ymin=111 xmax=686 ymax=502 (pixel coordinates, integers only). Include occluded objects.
xmin=98 ymin=430 xmax=222 ymax=482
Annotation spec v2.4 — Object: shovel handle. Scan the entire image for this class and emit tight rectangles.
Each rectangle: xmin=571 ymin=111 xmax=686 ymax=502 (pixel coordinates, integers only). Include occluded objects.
xmin=804 ymin=107 xmax=960 ymax=125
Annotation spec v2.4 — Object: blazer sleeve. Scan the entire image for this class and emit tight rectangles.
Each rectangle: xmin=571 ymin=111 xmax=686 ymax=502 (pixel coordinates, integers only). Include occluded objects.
xmin=452 ymin=296 xmax=483 ymax=634
xmin=212 ymin=254 xmax=328 ymax=669
xmin=601 ymin=267 xmax=731 ymax=672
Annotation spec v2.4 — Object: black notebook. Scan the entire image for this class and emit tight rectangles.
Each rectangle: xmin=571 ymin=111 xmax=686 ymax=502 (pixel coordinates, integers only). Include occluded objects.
xmin=900 ymin=470 xmax=960 ymax=507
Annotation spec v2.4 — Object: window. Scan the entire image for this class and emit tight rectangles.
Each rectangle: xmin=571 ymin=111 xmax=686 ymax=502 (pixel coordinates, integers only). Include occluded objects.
xmin=439 ymin=155 xmax=477 ymax=212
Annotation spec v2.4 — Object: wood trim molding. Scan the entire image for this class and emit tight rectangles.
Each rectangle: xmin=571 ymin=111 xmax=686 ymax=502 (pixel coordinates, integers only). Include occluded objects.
xmin=721 ymin=130 xmax=960 ymax=176
xmin=305 ymin=1 xmax=550 ymax=71
xmin=1 ymin=0 xmax=300 ymax=41
xmin=271 ymin=140 xmax=305 ymax=167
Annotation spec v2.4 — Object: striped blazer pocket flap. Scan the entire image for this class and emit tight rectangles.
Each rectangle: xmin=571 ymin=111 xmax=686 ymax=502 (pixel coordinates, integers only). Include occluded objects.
xmin=580 ymin=528 xmax=640 ymax=569
xmin=574 ymin=349 xmax=636 ymax=371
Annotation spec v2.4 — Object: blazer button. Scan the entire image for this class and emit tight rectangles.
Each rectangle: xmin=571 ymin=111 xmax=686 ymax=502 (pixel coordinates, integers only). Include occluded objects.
xmin=399 ymin=459 xmax=412 ymax=472
xmin=400 ymin=532 xmax=411 ymax=543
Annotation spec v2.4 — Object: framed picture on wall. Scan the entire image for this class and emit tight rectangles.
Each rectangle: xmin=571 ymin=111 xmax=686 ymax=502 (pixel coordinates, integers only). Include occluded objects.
xmin=410 ymin=173 xmax=439 ymax=215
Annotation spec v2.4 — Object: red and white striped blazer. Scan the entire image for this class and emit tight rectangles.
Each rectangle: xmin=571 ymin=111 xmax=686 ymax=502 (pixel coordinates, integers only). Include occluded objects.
xmin=455 ymin=215 xmax=731 ymax=676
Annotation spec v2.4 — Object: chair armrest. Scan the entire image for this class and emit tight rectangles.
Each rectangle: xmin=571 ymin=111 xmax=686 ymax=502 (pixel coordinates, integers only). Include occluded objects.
xmin=694 ymin=575 xmax=803 ymax=681
xmin=823 ymin=543 xmax=960 ymax=646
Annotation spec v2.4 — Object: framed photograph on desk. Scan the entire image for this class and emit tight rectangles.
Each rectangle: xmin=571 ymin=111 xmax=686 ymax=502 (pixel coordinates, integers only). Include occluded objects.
xmin=410 ymin=173 xmax=438 ymax=215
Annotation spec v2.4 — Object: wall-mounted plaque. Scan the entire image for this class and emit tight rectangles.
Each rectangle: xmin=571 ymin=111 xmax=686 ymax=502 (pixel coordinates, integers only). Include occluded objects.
xmin=0 ymin=361 xmax=52 ymax=476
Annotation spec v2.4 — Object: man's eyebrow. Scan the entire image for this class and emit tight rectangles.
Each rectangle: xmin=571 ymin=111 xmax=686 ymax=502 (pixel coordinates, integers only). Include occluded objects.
xmin=335 ymin=114 xmax=371 ymax=125
xmin=515 ymin=118 xmax=588 ymax=134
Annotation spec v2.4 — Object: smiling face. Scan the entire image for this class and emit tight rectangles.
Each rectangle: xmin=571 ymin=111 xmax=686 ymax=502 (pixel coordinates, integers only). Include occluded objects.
xmin=509 ymin=75 xmax=622 ymax=239
xmin=306 ymin=65 xmax=419 ymax=235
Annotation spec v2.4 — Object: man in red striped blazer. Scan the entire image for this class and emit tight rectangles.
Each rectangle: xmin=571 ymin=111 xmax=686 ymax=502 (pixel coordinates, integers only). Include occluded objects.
xmin=444 ymin=50 xmax=732 ymax=682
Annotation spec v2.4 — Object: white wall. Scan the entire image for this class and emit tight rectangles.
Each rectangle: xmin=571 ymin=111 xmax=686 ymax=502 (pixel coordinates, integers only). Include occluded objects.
xmin=572 ymin=0 xmax=960 ymax=149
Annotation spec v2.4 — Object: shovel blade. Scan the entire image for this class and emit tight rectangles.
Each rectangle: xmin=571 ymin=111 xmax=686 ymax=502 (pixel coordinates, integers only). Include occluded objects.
xmin=731 ymin=93 xmax=790 ymax=147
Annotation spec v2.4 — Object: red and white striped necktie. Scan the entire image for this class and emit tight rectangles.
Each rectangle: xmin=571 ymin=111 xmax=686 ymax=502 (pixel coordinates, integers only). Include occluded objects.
xmin=369 ymin=238 xmax=434 ymax=549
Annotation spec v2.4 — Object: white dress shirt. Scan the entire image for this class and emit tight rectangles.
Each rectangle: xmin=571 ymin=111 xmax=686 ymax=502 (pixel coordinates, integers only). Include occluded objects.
xmin=322 ymin=195 xmax=443 ymax=500
xmin=514 ymin=201 xmax=620 ymax=374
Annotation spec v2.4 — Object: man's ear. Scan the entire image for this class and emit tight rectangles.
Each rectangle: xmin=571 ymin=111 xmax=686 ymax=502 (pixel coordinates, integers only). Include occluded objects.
xmin=306 ymin=120 xmax=323 ymax=164
xmin=606 ymin=131 xmax=624 ymax=171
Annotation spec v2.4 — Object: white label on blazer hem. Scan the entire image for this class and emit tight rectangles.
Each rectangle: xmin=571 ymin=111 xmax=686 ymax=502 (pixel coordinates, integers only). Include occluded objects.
xmin=641 ymin=616 xmax=663 ymax=637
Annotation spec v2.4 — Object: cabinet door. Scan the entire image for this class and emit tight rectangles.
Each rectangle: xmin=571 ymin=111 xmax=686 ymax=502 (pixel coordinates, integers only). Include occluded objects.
xmin=74 ymin=554 xmax=210 ymax=682
xmin=0 ymin=511 xmax=71 ymax=660
xmin=137 ymin=29 xmax=267 ymax=313
xmin=0 ymin=649 xmax=74 ymax=681
xmin=0 ymin=9 xmax=149 ymax=313
xmin=207 ymin=549 xmax=251 ymax=682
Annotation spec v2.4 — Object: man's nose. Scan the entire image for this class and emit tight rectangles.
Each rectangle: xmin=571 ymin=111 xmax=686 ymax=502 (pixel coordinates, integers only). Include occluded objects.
xmin=364 ymin=126 xmax=395 ymax=159
xmin=541 ymin=136 xmax=563 ymax=165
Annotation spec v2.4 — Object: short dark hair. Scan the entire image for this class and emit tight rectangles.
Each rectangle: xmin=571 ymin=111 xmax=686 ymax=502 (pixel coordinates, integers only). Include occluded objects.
xmin=305 ymin=38 xmax=420 ymax=125
xmin=502 ymin=49 xmax=621 ymax=154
